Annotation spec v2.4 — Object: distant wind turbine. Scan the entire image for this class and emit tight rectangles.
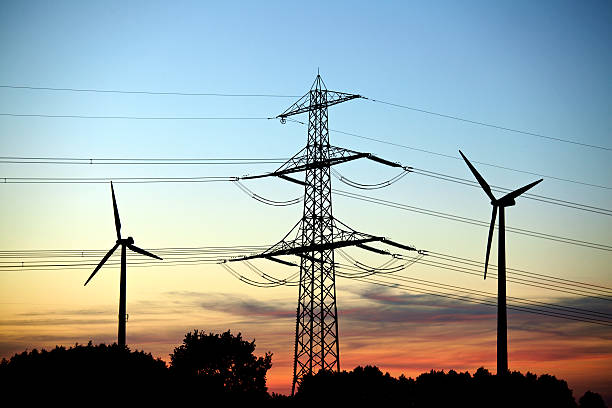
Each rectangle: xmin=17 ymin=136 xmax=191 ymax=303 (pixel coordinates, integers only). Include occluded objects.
xmin=459 ymin=150 xmax=542 ymax=375
xmin=84 ymin=181 xmax=162 ymax=347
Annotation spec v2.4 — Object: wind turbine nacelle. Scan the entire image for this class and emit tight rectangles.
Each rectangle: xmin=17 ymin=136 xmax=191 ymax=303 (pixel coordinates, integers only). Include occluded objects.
xmin=117 ymin=237 xmax=135 ymax=245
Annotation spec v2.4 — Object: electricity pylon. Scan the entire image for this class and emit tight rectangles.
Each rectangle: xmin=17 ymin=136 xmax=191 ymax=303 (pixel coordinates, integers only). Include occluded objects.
xmin=231 ymin=74 xmax=416 ymax=393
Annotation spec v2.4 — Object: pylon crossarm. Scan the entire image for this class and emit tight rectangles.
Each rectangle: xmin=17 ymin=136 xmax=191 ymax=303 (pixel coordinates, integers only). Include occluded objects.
xmin=278 ymin=91 xmax=362 ymax=119
xmin=366 ymin=154 xmax=405 ymax=168
xmin=278 ymin=174 xmax=307 ymax=186
xmin=265 ymin=237 xmax=384 ymax=259
xmin=381 ymin=238 xmax=418 ymax=252
xmin=240 ymin=153 xmax=369 ymax=181
xmin=229 ymin=237 xmax=384 ymax=264
xmin=274 ymin=146 xmax=308 ymax=173
xmin=356 ymin=243 xmax=390 ymax=255
xmin=264 ymin=256 xmax=299 ymax=267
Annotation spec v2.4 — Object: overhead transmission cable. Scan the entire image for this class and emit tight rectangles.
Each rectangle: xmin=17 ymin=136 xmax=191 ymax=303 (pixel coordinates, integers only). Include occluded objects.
xmin=0 ymin=157 xmax=287 ymax=165
xmin=2 ymin=160 xmax=608 ymax=216
xmin=332 ymin=189 xmax=612 ymax=252
xmin=0 ymin=175 xmax=608 ymax=251
xmin=232 ymin=180 xmax=302 ymax=206
xmin=410 ymin=167 xmax=612 ymax=216
xmin=0 ymin=113 xmax=271 ymax=120
xmin=351 ymin=276 xmax=612 ymax=327
xmin=2 ymin=83 xmax=608 ymax=151
xmin=391 ymin=254 xmax=611 ymax=302
xmin=0 ymin=84 xmax=299 ymax=98
xmin=330 ymin=167 xmax=410 ymax=190
xmin=336 ymin=264 xmax=612 ymax=321
xmin=216 ymin=262 xmax=612 ymax=326
xmin=3 ymin=244 xmax=611 ymax=324
xmin=363 ymin=97 xmax=612 ymax=152
xmin=2 ymin=246 xmax=611 ymax=301
xmin=283 ymin=119 xmax=611 ymax=191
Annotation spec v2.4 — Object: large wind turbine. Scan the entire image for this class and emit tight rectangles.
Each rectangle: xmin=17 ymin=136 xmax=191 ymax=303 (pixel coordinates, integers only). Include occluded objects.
xmin=84 ymin=181 xmax=162 ymax=346
xmin=459 ymin=150 xmax=542 ymax=375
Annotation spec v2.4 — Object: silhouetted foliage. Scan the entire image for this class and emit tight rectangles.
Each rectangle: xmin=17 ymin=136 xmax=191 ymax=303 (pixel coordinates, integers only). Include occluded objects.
xmin=580 ymin=391 xmax=607 ymax=408
xmin=0 ymin=341 xmax=166 ymax=381
xmin=2 ymin=336 xmax=606 ymax=407
xmin=296 ymin=365 xmax=405 ymax=403
xmin=169 ymin=329 xmax=272 ymax=397
xmin=294 ymin=366 xmax=581 ymax=407
xmin=0 ymin=341 xmax=167 ymax=402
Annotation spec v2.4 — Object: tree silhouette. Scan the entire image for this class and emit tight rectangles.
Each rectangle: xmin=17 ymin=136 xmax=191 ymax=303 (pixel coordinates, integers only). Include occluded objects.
xmin=0 ymin=341 xmax=167 ymax=382
xmin=169 ymin=329 xmax=272 ymax=396
xmin=0 ymin=341 xmax=168 ymax=403
xmin=293 ymin=365 xmax=583 ymax=407
xmin=296 ymin=365 xmax=404 ymax=403
xmin=579 ymin=391 xmax=607 ymax=408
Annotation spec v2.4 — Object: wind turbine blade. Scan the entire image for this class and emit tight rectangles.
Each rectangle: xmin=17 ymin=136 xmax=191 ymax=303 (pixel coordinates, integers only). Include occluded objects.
xmin=459 ymin=150 xmax=496 ymax=202
xmin=499 ymin=178 xmax=543 ymax=205
xmin=111 ymin=181 xmax=121 ymax=240
xmin=484 ymin=205 xmax=497 ymax=280
xmin=84 ymin=243 xmax=119 ymax=286
xmin=127 ymin=244 xmax=163 ymax=260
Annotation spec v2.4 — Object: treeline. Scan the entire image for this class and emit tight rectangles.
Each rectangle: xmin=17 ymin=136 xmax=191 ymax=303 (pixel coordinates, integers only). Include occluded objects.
xmin=295 ymin=365 xmax=607 ymax=408
xmin=0 ymin=330 xmax=606 ymax=407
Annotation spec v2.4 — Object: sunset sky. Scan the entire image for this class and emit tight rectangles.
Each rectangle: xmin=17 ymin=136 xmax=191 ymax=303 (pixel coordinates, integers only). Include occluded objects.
xmin=1 ymin=0 xmax=611 ymax=402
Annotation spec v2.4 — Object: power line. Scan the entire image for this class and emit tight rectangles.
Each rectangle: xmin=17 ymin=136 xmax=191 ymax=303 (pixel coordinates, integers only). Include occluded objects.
xmin=365 ymin=97 xmax=612 ymax=152
xmin=2 ymin=121 xmax=609 ymax=190
xmin=0 ymin=156 xmax=288 ymax=162
xmin=427 ymin=250 xmax=612 ymax=293
xmin=332 ymin=189 xmax=612 ymax=252
xmin=4 ymin=243 xmax=611 ymax=324
xmin=351 ymin=276 xmax=612 ymax=327
xmin=0 ymin=176 xmax=236 ymax=184
xmin=0 ymin=157 xmax=286 ymax=166
xmin=342 ymin=267 xmax=612 ymax=321
xmin=297 ymin=122 xmax=611 ymax=191
xmin=2 ymin=245 xmax=610 ymax=299
xmin=5 ymin=250 xmax=607 ymax=326
xmin=0 ymin=84 xmax=299 ymax=98
xmin=0 ymin=113 xmax=271 ymax=120
xmin=2 ymin=162 xmax=608 ymax=217
xmin=410 ymin=168 xmax=612 ymax=216
xmin=1 ymin=175 xmax=609 ymax=251
xmin=3 ymin=84 xmax=608 ymax=152
xmin=218 ymin=260 xmax=612 ymax=326
xmin=334 ymin=248 xmax=612 ymax=301
xmin=394 ymin=254 xmax=612 ymax=302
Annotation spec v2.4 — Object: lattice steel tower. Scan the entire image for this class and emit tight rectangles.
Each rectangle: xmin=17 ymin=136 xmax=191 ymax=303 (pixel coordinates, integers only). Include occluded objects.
xmin=231 ymin=74 xmax=416 ymax=393
xmin=292 ymin=74 xmax=344 ymax=388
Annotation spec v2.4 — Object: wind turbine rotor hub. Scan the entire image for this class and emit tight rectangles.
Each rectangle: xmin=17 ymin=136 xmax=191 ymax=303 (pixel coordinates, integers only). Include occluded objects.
xmin=116 ymin=237 xmax=135 ymax=245
xmin=498 ymin=198 xmax=516 ymax=207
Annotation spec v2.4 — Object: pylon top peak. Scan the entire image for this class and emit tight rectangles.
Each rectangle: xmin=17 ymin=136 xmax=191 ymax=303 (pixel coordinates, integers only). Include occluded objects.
xmin=310 ymin=72 xmax=327 ymax=91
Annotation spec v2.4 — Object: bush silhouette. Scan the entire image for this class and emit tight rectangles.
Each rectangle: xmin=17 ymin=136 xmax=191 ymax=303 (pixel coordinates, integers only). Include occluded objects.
xmin=0 ymin=341 xmax=168 ymax=402
xmin=2 ymin=336 xmax=605 ymax=407
xmin=295 ymin=366 xmax=581 ymax=407
xmin=169 ymin=329 xmax=272 ymax=397
xmin=0 ymin=341 xmax=166 ymax=381
xmin=579 ymin=391 xmax=607 ymax=408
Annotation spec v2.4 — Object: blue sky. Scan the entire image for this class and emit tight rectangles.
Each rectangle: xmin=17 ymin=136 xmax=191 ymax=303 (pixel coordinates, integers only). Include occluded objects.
xmin=1 ymin=0 xmax=611 ymax=400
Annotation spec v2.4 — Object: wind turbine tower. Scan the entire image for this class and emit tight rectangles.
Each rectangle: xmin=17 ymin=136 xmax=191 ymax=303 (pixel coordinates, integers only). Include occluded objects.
xmin=84 ymin=181 xmax=163 ymax=347
xmin=459 ymin=150 xmax=542 ymax=375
